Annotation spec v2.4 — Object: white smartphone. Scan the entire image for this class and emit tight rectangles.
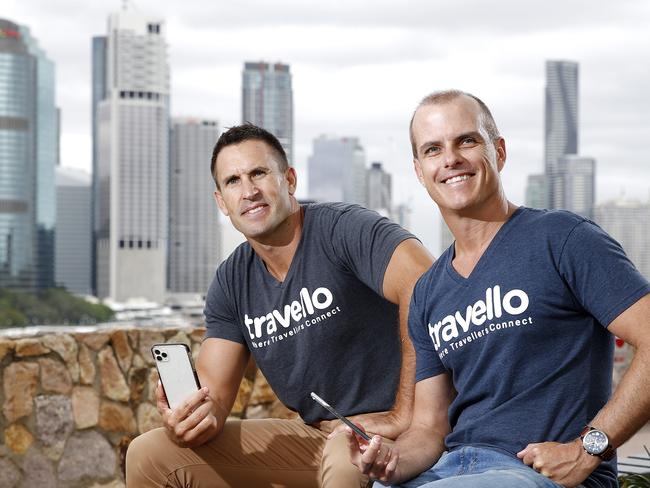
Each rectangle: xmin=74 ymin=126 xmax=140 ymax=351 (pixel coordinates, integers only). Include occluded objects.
xmin=151 ymin=343 xmax=201 ymax=410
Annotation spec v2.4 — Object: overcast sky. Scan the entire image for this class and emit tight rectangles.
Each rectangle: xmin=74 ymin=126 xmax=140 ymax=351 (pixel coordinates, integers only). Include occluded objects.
xmin=5 ymin=0 xmax=650 ymax=252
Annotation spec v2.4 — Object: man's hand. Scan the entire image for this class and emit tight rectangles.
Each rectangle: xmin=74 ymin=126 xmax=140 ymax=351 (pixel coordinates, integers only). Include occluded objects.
xmin=517 ymin=439 xmax=600 ymax=487
xmin=156 ymin=382 xmax=219 ymax=448
xmin=345 ymin=428 xmax=400 ymax=484
xmin=326 ymin=410 xmax=408 ymax=440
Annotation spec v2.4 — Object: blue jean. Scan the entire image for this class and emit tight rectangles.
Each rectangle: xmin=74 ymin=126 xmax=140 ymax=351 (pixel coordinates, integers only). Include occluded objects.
xmin=375 ymin=446 xmax=585 ymax=488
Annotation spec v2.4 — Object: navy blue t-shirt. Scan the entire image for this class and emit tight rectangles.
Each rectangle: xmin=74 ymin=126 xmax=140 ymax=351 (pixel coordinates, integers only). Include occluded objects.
xmin=409 ymin=207 xmax=650 ymax=488
xmin=205 ymin=203 xmax=414 ymax=423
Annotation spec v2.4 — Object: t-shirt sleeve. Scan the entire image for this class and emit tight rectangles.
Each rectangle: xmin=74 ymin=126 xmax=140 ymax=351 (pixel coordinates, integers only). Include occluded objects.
xmin=558 ymin=220 xmax=650 ymax=327
xmin=408 ymin=278 xmax=448 ymax=382
xmin=330 ymin=205 xmax=415 ymax=297
xmin=203 ymin=265 xmax=247 ymax=344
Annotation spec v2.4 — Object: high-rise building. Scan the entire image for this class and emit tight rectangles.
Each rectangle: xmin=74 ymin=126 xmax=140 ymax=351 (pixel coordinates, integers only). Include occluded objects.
xmin=55 ymin=167 xmax=91 ymax=295
xmin=242 ymin=61 xmax=293 ymax=164
xmin=556 ymin=155 xmax=595 ymax=219
xmin=366 ymin=162 xmax=392 ymax=217
xmin=545 ymin=60 xmax=578 ymax=209
xmin=0 ymin=19 xmax=58 ymax=291
xmin=169 ymin=118 xmax=221 ymax=294
xmin=92 ymin=6 xmax=170 ymax=303
xmin=525 ymin=174 xmax=548 ymax=209
xmin=308 ymin=135 xmax=366 ymax=204
xmin=595 ymin=200 xmax=650 ymax=280
xmin=91 ymin=35 xmax=107 ymax=295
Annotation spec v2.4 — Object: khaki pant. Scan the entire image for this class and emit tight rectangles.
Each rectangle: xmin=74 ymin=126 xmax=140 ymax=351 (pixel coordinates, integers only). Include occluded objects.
xmin=126 ymin=418 xmax=369 ymax=488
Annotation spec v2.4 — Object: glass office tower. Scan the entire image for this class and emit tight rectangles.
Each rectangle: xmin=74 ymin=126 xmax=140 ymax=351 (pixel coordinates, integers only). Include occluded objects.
xmin=0 ymin=19 xmax=57 ymax=291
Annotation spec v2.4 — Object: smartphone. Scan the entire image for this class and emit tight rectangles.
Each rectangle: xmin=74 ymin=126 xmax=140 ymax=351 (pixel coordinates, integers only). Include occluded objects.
xmin=310 ymin=392 xmax=372 ymax=441
xmin=151 ymin=343 xmax=201 ymax=410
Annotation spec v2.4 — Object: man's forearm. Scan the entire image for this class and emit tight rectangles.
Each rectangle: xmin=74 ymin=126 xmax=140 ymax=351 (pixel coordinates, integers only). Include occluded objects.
xmin=390 ymin=427 xmax=446 ymax=484
xmin=391 ymin=303 xmax=416 ymax=424
xmin=590 ymin=343 xmax=650 ymax=447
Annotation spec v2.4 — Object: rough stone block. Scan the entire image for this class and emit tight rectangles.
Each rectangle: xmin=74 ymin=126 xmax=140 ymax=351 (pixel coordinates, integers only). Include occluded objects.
xmin=138 ymin=330 xmax=165 ymax=365
xmin=0 ymin=339 xmax=15 ymax=362
xmin=35 ymin=395 xmax=74 ymax=447
xmin=42 ymin=442 xmax=65 ymax=461
xmin=39 ymin=357 xmax=72 ymax=394
xmin=110 ymin=330 xmax=133 ymax=373
xmin=99 ymin=401 xmax=137 ymax=433
xmin=57 ymin=431 xmax=116 ymax=484
xmin=14 ymin=338 xmax=50 ymax=357
xmin=231 ymin=377 xmax=253 ymax=417
xmin=131 ymin=353 xmax=145 ymax=368
xmin=127 ymin=329 xmax=139 ymax=350
xmin=21 ymin=447 xmax=56 ymax=488
xmin=128 ymin=367 xmax=148 ymax=403
xmin=78 ymin=332 xmax=110 ymax=351
xmin=165 ymin=331 xmax=189 ymax=346
xmin=248 ymin=369 xmax=277 ymax=405
xmin=98 ymin=347 xmax=130 ymax=402
xmin=147 ymin=368 xmax=160 ymax=403
xmin=136 ymin=402 xmax=162 ymax=434
xmin=4 ymin=423 xmax=34 ymax=454
xmin=78 ymin=343 xmax=96 ymax=385
xmin=42 ymin=334 xmax=79 ymax=382
xmin=2 ymin=361 xmax=39 ymax=422
xmin=0 ymin=457 xmax=21 ymax=488
xmin=72 ymin=386 xmax=100 ymax=429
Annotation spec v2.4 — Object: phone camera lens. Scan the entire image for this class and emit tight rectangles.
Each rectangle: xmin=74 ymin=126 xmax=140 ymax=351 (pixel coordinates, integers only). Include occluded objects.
xmin=161 ymin=352 xmax=168 ymax=358
xmin=153 ymin=349 xmax=160 ymax=355
xmin=155 ymin=355 xmax=162 ymax=361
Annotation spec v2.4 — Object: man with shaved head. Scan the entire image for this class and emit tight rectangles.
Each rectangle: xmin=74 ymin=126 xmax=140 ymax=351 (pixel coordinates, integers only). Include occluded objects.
xmin=346 ymin=90 xmax=650 ymax=488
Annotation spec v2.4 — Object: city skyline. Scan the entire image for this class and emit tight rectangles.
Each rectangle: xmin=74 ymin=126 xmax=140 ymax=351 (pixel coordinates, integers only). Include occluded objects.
xmin=4 ymin=0 xmax=650 ymax=252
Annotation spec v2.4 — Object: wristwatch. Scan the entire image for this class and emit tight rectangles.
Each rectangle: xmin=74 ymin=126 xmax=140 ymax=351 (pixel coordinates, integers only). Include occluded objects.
xmin=580 ymin=425 xmax=616 ymax=460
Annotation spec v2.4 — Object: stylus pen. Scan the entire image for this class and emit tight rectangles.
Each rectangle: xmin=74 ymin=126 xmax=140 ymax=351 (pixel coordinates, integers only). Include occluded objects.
xmin=310 ymin=392 xmax=372 ymax=441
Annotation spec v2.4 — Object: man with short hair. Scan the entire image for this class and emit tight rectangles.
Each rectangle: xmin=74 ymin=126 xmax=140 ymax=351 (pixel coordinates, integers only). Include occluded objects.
xmin=346 ymin=91 xmax=650 ymax=488
xmin=126 ymin=123 xmax=434 ymax=487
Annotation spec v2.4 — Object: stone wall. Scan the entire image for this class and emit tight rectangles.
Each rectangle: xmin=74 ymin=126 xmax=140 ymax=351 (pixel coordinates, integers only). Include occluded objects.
xmin=0 ymin=325 xmax=293 ymax=488
xmin=0 ymin=325 xmax=636 ymax=487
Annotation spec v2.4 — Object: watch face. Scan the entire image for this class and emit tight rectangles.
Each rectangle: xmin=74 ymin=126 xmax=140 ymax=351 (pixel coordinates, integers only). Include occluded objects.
xmin=583 ymin=429 xmax=608 ymax=455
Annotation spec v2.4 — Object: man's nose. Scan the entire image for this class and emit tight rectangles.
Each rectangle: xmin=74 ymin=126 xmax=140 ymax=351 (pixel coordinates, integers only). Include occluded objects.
xmin=441 ymin=146 xmax=463 ymax=168
xmin=241 ymin=177 xmax=260 ymax=199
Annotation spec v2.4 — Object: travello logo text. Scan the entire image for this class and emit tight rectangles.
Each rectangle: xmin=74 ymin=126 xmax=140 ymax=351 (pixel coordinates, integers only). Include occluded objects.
xmin=244 ymin=287 xmax=335 ymax=340
xmin=428 ymin=285 xmax=530 ymax=350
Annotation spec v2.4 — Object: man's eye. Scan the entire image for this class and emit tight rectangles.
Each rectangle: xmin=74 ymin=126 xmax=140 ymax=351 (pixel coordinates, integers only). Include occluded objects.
xmin=424 ymin=146 xmax=439 ymax=155
xmin=461 ymin=137 xmax=476 ymax=145
xmin=252 ymin=170 xmax=267 ymax=178
xmin=225 ymin=177 xmax=239 ymax=186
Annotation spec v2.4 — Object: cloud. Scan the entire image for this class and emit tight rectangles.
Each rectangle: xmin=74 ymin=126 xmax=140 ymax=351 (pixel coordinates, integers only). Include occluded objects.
xmin=4 ymin=0 xmax=650 ymax=212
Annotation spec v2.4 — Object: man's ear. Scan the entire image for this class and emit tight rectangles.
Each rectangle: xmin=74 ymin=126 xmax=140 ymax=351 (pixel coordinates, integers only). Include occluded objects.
xmin=413 ymin=158 xmax=425 ymax=186
xmin=495 ymin=138 xmax=507 ymax=172
xmin=214 ymin=190 xmax=229 ymax=216
xmin=285 ymin=167 xmax=298 ymax=195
